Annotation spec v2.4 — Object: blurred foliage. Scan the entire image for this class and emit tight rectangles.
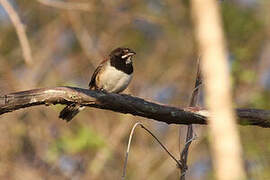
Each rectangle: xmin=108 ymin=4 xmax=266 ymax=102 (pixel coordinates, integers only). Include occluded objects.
xmin=0 ymin=0 xmax=269 ymax=179
xmin=48 ymin=125 xmax=105 ymax=157
xmin=222 ymin=2 xmax=264 ymax=62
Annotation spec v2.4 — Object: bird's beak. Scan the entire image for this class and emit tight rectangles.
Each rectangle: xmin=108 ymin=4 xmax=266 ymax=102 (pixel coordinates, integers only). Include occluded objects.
xmin=122 ymin=52 xmax=136 ymax=59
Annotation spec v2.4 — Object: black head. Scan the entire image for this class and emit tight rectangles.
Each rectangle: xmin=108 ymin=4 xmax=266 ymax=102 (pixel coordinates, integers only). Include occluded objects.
xmin=109 ymin=47 xmax=136 ymax=64
xmin=109 ymin=47 xmax=135 ymax=75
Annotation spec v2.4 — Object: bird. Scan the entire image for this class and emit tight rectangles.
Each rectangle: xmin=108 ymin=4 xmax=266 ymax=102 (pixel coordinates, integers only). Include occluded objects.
xmin=59 ymin=47 xmax=136 ymax=122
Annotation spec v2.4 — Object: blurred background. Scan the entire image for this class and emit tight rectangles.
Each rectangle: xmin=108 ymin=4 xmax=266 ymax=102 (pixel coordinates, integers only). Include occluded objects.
xmin=0 ymin=0 xmax=269 ymax=179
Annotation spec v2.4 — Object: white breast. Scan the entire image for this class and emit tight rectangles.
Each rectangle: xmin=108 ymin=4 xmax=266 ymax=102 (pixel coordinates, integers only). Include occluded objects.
xmin=98 ymin=64 xmax=133 ymax=93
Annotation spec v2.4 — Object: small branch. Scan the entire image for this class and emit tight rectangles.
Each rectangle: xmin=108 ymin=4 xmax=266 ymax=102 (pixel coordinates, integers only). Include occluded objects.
xmin=0 ymin=86 xmax=269 ymax=128
xmin=37 ymin=0 xmax=91 ymax=11
xmin=140 ymin=124 xmax=182 ymax=168
xmin=189 ymin=59 xmax=203 ymax=107
xmin=0 ymin=0 xmax=33 ymax=66
xmin=122 ymin=122 xmax=142 ymax=180
xmin=179 ymin=58 xmax=202 ymax=180
xmin=122 ymin=122 xmax=181 ymax=180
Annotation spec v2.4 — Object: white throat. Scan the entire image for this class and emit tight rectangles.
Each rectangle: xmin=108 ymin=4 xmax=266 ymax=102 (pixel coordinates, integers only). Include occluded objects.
xmin=126 ymin=56 xmax=132 ymax=64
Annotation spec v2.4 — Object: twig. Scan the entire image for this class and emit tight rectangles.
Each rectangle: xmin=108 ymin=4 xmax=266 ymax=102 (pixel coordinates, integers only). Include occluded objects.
xmin=122 ymin=122 xmax=142 ymax=180
xmin=185 ymin=135 xmax=197 ymax=145
xmin=140 ymin=124 xmax=182 ymax=168
xmin=0 ymin=0 xmax=33 ymax=66
xmin=37 ymin=0 xmax=91 ymax=11
xmin=122 ymin=122 xmax=181 ymax=180
xmin=0 ymin=86 xmax=269 ymax=127
xmin=179 ymin=58 xmax=202 ymax=180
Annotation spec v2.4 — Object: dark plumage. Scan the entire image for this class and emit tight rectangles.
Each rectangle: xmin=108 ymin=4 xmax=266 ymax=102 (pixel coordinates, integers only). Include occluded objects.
xmin=59 ymin=104 xmax=82 ymax=122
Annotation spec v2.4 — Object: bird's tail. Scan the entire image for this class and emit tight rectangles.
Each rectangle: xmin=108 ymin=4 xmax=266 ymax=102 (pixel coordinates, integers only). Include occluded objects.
xmin=59 ymin=104 xmax=85 ymax=122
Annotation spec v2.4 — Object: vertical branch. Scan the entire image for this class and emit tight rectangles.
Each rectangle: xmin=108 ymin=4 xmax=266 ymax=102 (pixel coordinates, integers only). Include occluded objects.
xmin=179 ymin=59 xmax=202 ymax=180
xmin=0 ymin=0 xmax=33 ymax=66
xmin=191 ymin=0 xmax=246 ymax=180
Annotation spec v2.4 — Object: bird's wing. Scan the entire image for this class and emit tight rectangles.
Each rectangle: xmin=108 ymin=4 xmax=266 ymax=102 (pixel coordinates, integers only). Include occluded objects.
xmin=88 ymin=59 xmax=108 ymax=89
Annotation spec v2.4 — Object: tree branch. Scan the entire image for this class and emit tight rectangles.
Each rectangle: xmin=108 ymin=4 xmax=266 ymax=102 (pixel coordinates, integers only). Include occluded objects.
xmin=180 ymin=58 xmax=202 ymax=180
xmin=0 ymin=86 xmax=269 ymax=128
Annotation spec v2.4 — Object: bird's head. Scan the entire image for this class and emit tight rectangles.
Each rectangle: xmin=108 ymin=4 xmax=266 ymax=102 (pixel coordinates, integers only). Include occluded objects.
xmin=110 ymin=47 xmax=136 ymax=64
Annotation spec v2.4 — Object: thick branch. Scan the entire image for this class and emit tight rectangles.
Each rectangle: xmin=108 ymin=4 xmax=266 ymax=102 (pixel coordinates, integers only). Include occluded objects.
xmin=0 ymin=86 xmax=269 ymax=128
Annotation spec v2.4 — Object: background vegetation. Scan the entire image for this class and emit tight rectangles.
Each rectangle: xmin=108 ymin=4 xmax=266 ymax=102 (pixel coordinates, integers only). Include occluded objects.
xmin=0 ymin=0 xmax=269 ymax=179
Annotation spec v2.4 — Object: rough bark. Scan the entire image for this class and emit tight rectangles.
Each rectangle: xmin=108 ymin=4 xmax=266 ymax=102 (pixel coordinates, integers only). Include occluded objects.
xmin=0 ymin=86 xmax=269 ymax=128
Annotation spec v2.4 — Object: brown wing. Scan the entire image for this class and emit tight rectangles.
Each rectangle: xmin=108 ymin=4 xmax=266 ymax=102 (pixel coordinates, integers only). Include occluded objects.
xmin=88 ymin=59 xmax=108 ymax=89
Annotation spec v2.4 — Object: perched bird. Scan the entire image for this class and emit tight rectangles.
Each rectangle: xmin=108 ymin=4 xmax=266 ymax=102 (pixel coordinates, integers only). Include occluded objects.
xmin=59 ymin=47 xmax=136 ymax=122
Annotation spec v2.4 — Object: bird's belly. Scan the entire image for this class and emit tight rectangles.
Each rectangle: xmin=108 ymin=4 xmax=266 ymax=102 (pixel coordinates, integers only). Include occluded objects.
xmin=98 ymin=66 xmax=132 ymax=93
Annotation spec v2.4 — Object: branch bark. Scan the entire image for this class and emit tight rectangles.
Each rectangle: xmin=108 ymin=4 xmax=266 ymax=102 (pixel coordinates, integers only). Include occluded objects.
xmin=0 ymin=86 xmax=269 ymax=128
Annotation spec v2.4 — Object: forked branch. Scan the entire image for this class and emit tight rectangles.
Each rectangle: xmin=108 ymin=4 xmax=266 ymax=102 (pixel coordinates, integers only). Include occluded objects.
xmin=179 ymin=59 xmax=202 ymax=180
